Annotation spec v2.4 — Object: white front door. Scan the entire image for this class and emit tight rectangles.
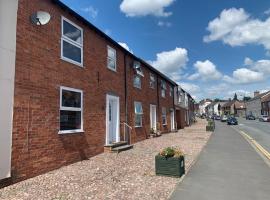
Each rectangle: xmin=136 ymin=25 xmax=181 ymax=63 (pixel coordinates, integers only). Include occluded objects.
xmin=150 ymin=104 xmax=157 ymax=130
xmin=171 ymin=110 xmax=175 ymax=131
xmin=106 ymin=95 xmax=120 ymax=145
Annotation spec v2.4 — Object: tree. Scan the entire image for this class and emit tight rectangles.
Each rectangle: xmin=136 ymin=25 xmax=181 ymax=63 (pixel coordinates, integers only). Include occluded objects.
xmin=243 ymin=96 xmax=251 ymax=101
xmin=233 ymin=93 xmax=238 ymax=100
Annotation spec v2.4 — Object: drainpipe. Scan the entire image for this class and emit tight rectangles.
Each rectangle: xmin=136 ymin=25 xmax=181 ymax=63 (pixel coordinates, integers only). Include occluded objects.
xmin=124 ymin=53 xmax=129 ymax=143
xmin=156 ymin=76 xmax=160 ymax=130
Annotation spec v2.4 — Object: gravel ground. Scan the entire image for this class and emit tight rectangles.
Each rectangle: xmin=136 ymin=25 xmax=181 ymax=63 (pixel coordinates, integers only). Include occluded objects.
xmin=0 ymin=119 xmax=211 ymax=200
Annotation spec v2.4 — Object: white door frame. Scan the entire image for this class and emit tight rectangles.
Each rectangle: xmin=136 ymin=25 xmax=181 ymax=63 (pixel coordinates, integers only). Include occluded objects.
xmin=170 ymin=109 xmax=175 ymax=131
xmin=150 ymin=104 xmax=157 ymax=130
xmin=106 ymin=94 xmax=120 ymax=145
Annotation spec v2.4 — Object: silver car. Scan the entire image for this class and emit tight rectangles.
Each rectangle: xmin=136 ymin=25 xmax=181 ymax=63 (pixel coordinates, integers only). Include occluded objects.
xmin=259 ymin=115 xmax=269 ymax=122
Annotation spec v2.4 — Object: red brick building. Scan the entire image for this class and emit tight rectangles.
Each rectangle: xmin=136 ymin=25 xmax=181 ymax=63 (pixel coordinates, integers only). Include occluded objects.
xmin=0 ymin=0 xmax=184 ymax=184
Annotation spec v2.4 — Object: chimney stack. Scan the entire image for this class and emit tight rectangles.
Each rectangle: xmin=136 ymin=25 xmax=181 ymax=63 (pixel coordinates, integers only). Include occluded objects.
xmin=254 ymin=91 xmax=260 ymax=97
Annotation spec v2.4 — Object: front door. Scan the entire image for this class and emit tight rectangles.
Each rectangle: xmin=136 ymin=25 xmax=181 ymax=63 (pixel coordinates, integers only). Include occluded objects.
xmin=150 ymin=104 xmax=157 ymax=130
xmin=106 ymin=95 xmax=120 ymax=145
xmin=171 ymin=110 xmax=175 ymax=131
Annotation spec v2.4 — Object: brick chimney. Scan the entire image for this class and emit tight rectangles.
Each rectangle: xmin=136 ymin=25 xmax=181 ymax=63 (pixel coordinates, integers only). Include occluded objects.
xmin=254 ymin=91 xmax=260 ymax=97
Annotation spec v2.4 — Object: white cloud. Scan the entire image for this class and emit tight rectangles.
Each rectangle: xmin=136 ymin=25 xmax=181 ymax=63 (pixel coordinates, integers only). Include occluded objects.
xmin=244 ymin=57 xmax=253 ymax=65
xmin=179 ymin=82 xmax=200 ymax=93
xmin=204 ymin=8 xmax=270 ymax=51
xmin=158 ymin=21 xmax=172 ymax=27
xmin=149 ymin=47 xmax=189 ymax=81
xmin=188 ymin=60 xmax=222 ymax=81
xmin=118 ymin=42 xmax=133 ymax=53
xmin=81 ymin=6 xmax=98 ymax=19
xmin=264 ymin=8 xmax=270 ymax=15
xmin=206 ymin=83 xmax=229 ymax=97
xmin=223 ymin=68 xmax=264 ymax=84
xmin=120 ymin=0 xmax=175 ymax=17
xmin=250 ymin=59 xmax=270 ymax=75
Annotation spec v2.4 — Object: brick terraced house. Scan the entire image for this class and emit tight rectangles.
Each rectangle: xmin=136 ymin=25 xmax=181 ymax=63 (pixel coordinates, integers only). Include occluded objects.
xmin=0 ymin=0 xmax=194 ymax=185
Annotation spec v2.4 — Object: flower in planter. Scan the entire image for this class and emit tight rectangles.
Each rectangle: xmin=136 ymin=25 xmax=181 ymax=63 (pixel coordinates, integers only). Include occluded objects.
xmin=159 ymin=147 xmax=184 ymax=158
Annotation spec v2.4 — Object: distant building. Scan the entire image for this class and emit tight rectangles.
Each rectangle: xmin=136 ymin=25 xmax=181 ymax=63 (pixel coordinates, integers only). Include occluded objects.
xmin=222 ymin=100 xmax=246 ymax=117
xmin=261 ymin=94 xmax=270 ymax=116
xmin=246 ymin=91 xmax=270 ymax=118
xmin=199 ymin=99 xmax=212 ymax=115
xmin=206 ymin=101 xmax=227 ymax=116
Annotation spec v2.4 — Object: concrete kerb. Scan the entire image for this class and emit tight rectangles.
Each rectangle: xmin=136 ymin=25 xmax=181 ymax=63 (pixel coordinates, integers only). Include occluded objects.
xmin=168 ymin=122 xmax=214 ymax=198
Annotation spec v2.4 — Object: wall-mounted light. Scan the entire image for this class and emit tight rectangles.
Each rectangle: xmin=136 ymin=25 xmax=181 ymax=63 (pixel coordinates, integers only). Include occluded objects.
xmin=31 ymin=11 xmax=51 ymax=26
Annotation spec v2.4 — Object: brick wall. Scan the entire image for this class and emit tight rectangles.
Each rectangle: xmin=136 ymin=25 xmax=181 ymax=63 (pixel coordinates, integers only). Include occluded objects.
xmin=10 ymin=0 xmax=176 ymax=183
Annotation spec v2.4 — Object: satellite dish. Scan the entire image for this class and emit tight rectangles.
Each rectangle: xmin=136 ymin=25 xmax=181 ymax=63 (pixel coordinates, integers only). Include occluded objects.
xmin=31 ymin=11 xmax=51 ymax=25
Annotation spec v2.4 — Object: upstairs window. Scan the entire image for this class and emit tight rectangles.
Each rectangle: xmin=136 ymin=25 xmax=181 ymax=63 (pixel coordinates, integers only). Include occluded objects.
xmin=162 ymin=107 xmax=167 ymax=125
xmin=61 ymin=17 xmax=83 ymax=66
xmin=150 ymin=73 xmax=156 ymax=89
xmin=170 ymin=86 xmax=173 ymax=97
xmin=133 ymin=75 xmax=141 ymax=89
xmin=107 ymin=46 xmax=116 ymax=71
xmin=133 ymin=61 xmax=144 ymax=77
xmin=161 ymin=80 xmax=166 ymax=98
xmin=134 ymin=101 xmax=143 ymax=127
xmin=60 ymin=86 xmax=83 ymax=134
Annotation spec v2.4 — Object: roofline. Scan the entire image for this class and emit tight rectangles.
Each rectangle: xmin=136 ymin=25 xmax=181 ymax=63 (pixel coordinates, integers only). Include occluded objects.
xmin=52 ymin=0 xmax=177 ymax=86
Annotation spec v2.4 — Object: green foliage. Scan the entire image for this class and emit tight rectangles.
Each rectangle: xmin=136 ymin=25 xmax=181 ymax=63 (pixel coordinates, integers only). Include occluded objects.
xmin=159 ymin=147 xmax=184 ymax=158
xmin=243 ymin=96 xmax=251 ymax=101
xmin=233 ymin=93 xmax=238 ymax=100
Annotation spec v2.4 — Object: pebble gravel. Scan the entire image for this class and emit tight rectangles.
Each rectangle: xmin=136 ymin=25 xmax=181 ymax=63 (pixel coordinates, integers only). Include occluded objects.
xmin=0 ymin=119 xmax=211 ymax=200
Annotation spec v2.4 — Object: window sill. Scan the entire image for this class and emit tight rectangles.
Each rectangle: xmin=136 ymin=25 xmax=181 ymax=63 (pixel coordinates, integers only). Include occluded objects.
xmin=134 ymin=86 xmax=141 ymax=89
xmin=107 ymin=66 xmax=117 ymax=72
xmin=162 ymin=124 xmax=167 ymax=126
xmin=61 ymin=57 xmax=84 ymax=68
xmin=134 ymin=126 xmax=142 ymax=128
xmin=58 ymin=129 xmax=84 ymax=135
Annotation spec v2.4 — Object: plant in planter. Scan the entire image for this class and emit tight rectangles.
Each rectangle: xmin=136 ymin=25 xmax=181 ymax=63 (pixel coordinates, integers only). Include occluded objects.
xmin=206 ymin=120 xmax=215 ymax=131
xmin=155 ymin=147 xmax=185 ymax=177
xmin=156 ymin=122 xmax=161 ymax=136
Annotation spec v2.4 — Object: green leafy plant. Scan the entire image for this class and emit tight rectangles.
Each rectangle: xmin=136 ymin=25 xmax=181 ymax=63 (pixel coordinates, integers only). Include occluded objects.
xmin=159 ymin=147 xmax=184 ymax=158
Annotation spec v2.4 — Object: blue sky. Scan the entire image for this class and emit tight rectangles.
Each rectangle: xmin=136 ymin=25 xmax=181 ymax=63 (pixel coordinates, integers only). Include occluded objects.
xmin=61 ymin=0 xmax=270 ymax=101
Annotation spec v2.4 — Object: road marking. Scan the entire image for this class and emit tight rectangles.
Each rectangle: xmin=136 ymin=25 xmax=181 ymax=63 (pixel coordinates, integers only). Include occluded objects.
xmin=239 ymin=130 xmax=270 ymax=161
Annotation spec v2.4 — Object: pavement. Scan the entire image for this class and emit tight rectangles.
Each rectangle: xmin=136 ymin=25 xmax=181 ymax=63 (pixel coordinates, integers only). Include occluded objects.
xmin=170 ymin=121 xmax=270 ymax=200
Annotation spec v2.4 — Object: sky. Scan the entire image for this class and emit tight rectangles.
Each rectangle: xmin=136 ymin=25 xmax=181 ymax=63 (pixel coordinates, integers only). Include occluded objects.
xmin=61 ymin=0 xmax=270 ymax=101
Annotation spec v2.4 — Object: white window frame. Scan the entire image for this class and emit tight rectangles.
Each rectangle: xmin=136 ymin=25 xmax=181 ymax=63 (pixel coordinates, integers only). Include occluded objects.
xmin=133 ymin=61 xmax=144 ymax=77
xmin=150 ymin=73 xmax=155 ymax=89
xmin=162 ymin=107 xmax=167 ymax=125
xmin=161 ymin=80 xmax=166 ymax=98
xmin=61 ymin=16 xmax=83 ymax=67
xmin=134 ymin=75 xmax=142 ymax=89
xmin=107 ymin=46 xmax=117 ymax=71
xmin=59 ymin=86 xmax=83 ymax=134
xmin=134 ymin=101 xmax=143 ymax=127
xmin=170 ymin=86 xmax=173 ymax=97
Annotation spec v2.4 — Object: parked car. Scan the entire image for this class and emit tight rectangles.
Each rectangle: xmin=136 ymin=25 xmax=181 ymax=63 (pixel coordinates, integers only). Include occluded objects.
xmin=227 ymin=117 xmax=238 ymax=125
xmin=215 ymin=116 xmax=221 ymax=120
xmin=259 ymin=115 xmax=270 ymax=122
xmin=221 ymin=115 xmax=228 ymax=122
xmin=246 ymin=115 xmax=256 ymax=120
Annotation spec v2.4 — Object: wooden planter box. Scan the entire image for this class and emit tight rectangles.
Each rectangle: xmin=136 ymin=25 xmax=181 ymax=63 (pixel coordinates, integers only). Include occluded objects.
xmin=206 ymin=125 xmax=214 ymax=131
xmin=155 ymin=155 xmax=185 ymax=177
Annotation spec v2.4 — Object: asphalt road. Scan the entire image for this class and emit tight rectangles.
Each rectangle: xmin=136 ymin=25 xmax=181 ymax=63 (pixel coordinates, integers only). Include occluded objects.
xmin=234 ymin=117 xmax=270 ymax=153
xmin=170 ymin=121 xmax=270 ymax=200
